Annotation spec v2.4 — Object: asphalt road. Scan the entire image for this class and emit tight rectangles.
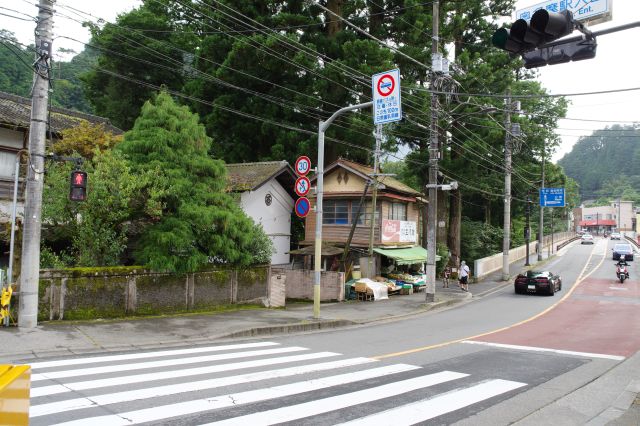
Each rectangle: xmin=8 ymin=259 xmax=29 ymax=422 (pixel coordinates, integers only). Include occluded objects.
xmin=21 ymin=237 xmax=640 ymax=425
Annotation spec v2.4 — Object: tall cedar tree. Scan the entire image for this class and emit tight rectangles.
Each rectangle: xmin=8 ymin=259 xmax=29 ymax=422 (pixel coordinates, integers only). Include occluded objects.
xmin=116 ymin=92 xmax=270 ymax=273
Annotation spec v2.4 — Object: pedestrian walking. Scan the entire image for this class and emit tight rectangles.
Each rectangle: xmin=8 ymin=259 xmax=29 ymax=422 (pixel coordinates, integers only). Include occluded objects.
xmin=443 ymin=266 xmax=451 ymax=288
xmin=459 ymin=260 xmax=470 ymax=292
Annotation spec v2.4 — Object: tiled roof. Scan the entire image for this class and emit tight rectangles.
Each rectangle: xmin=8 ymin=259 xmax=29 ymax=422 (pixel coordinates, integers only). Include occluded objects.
xmin=0 ymin=91 xmax=122 ymax=135
xmin=333 ymin=158 xmax=422 ymax=196
xmin=225 ymin=161 xmax=295 ymax=192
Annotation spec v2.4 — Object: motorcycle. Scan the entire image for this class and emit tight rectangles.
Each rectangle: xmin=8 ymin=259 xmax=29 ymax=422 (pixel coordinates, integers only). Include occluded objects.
xmin=616 ymin=262 xmax=630 ymax=283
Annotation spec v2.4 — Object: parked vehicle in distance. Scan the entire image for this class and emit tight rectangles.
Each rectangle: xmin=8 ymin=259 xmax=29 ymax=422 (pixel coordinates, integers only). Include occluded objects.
xmin=581 ymin=234 xmax=594 ymax=244
xmin=514 ymin=271 xmax=562 ymax=296
xmin=610 ymin=232 xmax=621 ymax=240
xmin=612 ymin=243 xmax=634 ymax=261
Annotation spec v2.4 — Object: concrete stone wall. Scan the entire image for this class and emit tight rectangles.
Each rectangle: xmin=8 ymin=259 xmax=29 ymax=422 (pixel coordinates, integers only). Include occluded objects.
xmin=284 ymin=269 xmax=345 ymax=301
xmin=33 ymin=266 xmax=272 ymax=321
xmin=474 ymin=232 xmax=575 ymax=280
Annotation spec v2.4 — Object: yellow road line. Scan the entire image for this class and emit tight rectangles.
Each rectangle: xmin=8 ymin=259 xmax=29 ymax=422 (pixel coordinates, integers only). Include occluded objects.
xmin=372 ymin=242 xmax=608 ymax=360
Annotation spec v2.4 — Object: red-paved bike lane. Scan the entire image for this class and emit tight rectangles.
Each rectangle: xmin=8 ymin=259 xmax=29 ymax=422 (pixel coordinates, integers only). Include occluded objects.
xmin=471 ymin=278 xmax=640 ymax=358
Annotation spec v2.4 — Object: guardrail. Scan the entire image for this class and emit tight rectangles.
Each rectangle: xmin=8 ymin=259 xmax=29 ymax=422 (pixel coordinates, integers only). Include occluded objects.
xmin=0 ymin=365 xmax=31 ymax=425
xmin=557 ymin=236 xmax=580 ymax=251
xmin=624 ymin=235 xmax=640 ymax=249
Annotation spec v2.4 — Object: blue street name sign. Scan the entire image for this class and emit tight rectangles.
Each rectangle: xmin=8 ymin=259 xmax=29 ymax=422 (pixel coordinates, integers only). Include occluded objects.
xmin=516 ymin=0 xmax=612 ymax=25
xmin=540 ymin=187 xmax=565 ymax=207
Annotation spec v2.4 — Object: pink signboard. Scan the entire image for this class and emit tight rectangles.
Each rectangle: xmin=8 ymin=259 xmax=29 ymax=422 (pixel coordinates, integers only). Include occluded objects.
xmin=381 ymin=219 xmax=417 ymax=243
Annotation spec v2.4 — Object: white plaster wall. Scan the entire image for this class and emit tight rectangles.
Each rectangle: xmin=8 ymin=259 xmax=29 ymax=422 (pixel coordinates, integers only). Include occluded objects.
xmin=240 ymin=179 xmax=294 ymax=264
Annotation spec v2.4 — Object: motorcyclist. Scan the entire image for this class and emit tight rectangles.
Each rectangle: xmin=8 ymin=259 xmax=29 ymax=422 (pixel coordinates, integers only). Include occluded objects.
xmin=616 ymin=256 xmax=628 ymax=267
xmin=616 ymin=257 xmax=630 ymax=280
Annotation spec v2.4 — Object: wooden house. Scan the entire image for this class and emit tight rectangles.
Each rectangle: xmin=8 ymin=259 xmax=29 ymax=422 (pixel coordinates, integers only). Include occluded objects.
xmin=302 ymin=159 xmax=427 ymax=271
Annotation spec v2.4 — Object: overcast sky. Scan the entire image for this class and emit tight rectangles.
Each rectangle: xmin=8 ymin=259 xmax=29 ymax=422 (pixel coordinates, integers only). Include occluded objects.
xmin=4 ymin=0 xmax=639 ymax=163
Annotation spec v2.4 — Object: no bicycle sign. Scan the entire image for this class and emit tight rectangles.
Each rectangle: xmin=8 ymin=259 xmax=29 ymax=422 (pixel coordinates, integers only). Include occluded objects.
xmin=372 ymin=69 xmax=401 ymax=125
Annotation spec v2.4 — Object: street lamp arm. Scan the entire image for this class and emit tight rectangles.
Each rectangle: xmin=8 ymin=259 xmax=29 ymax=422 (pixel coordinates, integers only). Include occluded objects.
xmin=320 ymin=101 xmax=374 ymax=132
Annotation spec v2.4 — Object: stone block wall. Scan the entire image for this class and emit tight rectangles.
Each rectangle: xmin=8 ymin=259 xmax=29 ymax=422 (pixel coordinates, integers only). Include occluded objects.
xmin=31 ymin=265 xmax=272 ymax=321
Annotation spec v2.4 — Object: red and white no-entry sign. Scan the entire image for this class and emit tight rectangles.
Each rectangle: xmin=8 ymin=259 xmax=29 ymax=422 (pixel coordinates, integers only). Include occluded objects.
xmin=372 ymin=68 xmax=402 ymax=125
xmin=376 ymin=74 xmax=395 ymax=97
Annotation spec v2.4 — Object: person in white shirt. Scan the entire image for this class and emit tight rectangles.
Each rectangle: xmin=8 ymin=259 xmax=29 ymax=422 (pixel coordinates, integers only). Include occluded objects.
xmin=458 ymin=260 xmax=470 ymax=292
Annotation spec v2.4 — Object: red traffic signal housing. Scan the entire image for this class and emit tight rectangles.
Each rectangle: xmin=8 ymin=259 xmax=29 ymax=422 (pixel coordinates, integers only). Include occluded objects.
xmin=69 ymin=170 xmax=87 ymax=201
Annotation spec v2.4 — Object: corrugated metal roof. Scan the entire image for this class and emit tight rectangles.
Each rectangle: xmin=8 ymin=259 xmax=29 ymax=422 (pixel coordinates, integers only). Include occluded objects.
xmin=225 ymin=161 xmax=295 ymax=192
xmin=0 ymin=91 xmax=122 ymax=135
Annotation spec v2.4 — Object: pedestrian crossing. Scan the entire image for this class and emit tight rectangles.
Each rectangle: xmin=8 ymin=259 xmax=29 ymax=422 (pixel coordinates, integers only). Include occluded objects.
xmin=28 ymin=341 xmax=527 ymax=425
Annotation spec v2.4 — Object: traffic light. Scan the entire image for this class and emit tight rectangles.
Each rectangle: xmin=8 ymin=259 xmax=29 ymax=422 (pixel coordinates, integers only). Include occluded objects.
xmin=492 ymin=9 xmax=574 ymax=54
xmin=69 ymin=170 xmax=87 ymax=201
xmin=492 ymin=9 xmax=597 ymax=68
xmin=522 ymin=38 xmax=597 ymax=69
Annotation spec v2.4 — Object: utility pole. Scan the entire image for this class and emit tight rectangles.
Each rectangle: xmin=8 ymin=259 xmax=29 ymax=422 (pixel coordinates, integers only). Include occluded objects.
xmin=502 ymin=90 xmax=512 ymax=281
xmin=538 ymin=139 xmax=545 ymax=261
xmin=425 ymin=0 xmax=439 ymax=303
xmin=368 ymin=125 xmax=382 ymax=277
xmin=19 ymin=0 xmax=54 ymax=328
xmin=525 ymin=192 xmax=531 ymax=266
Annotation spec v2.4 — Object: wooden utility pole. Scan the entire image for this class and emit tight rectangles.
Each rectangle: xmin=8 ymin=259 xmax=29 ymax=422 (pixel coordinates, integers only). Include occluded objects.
xmin=19 ymin=0 xmax=54 ymax=328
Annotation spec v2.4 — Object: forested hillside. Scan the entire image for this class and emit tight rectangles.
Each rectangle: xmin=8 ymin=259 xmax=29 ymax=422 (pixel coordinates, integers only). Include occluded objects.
xmin=0 ymin=30 xmax=95 ymax=113
xmin=558 ymin=125 xmax=640 ymax=203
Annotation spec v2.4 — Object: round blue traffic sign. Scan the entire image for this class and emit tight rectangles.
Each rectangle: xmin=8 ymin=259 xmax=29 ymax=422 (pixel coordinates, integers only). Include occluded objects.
xmin=295 ymin=197 xmax=311 ymax=218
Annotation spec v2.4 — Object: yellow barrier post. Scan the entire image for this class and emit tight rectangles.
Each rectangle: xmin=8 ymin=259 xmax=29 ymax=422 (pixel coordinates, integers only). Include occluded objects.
xmin=1 ymin=285 xmax=13 ymax=325
xmin=0 ymin=365 xmax=31 ymax=426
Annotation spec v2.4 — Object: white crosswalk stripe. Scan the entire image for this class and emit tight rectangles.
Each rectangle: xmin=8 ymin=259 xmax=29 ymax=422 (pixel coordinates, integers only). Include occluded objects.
xmin=28 ymin=341 xmax=528 ymax=426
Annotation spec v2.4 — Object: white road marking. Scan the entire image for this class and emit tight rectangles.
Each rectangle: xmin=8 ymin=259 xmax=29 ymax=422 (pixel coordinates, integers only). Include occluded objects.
xmin=609 ymin=287 xmax=629 ymax=291
xmin=50 ymin=364 xmax=424 ymax=426
xmin=202 ymin=371 xmax=470 ymax=426
xmin=31 ymin=346 xmax=307 ymax=382
xmin=335 ymin=379 xmax=527 ymax=426
xmin=29 ymin=342 xmax=279 ymax=369
xmin=31 ymin=357 xmax=376 ymax=417
xmin=463 ymin=340 xmax=625 ymax=361
xmin=30 ymin=351 xmax=339 ymax=397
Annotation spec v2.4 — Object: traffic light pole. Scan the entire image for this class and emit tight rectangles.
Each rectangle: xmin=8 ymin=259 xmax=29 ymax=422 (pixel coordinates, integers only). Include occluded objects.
xmin=19 ymin=0 xmax=54 ymax=328
xmin=502 ymin=90 xmax=512 ymax=281
xmin=425 ymin=0 xmax=439 ymax=303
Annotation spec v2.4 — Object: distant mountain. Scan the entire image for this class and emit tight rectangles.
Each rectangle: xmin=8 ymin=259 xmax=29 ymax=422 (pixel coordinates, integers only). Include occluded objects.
xmin=558 ymin=125 xmax=640 ymax=202
xmin=0 ymin=30 xmax=96 ymax=114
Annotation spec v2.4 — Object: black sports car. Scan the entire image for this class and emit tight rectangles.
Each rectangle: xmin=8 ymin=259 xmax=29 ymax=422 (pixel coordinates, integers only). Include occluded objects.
xmin=514 ymin=271 xmax=562 ymax=296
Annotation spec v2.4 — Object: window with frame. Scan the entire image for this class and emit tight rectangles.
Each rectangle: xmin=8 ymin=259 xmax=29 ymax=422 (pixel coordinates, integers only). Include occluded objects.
xmin=352 ymin=201 xmax=380 ymax=225
xmin=388 ymin=202 xmax=407 ymax=221
xmin=323 ymin=200 xmax=349 ymax=224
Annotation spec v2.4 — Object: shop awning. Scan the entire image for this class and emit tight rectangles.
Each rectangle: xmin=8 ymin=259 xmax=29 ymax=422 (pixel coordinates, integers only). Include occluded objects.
xmin=373 ymin=246 xmax=440 ymax=265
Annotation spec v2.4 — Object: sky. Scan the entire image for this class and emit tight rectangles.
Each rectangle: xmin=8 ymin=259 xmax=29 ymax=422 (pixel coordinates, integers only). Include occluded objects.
xmin=4 ymin=0 xmax=639 ymax=163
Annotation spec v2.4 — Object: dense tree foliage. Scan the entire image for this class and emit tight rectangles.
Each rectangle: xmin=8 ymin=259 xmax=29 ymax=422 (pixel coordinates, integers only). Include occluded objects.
xmin=41 ymin=148 xmax=137 ymax=267
xmin=116 ymin=92 xmax=272 ymax=273
xmin=0 ymin=31 xmax=95 ymax=113
xmin=5 ymin=0 xmax=589 ymax=266
xmin=558 ymin=125 xmax=640 ymax=202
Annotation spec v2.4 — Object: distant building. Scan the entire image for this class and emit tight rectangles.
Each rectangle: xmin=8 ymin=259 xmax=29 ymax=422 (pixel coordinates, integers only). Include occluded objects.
xmin=578 ymin=201 xmax=635 ymax=234
xmin=225 ymin=161 xmax=296 ymax=265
